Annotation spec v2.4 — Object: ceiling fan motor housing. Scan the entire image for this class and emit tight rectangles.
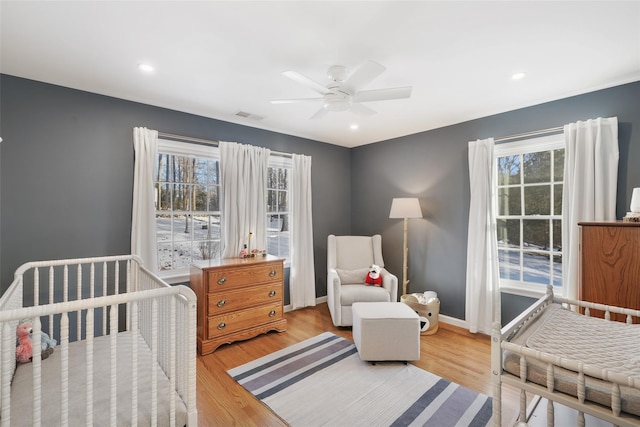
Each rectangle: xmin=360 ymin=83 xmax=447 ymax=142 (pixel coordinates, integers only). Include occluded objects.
xmin=323 ymin=90 xmax=352 ymax=111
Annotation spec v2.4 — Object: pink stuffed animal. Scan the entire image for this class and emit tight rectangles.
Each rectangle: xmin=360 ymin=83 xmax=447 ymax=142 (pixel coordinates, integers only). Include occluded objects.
xmin=16 ymin=322 xmax=33 ymax=363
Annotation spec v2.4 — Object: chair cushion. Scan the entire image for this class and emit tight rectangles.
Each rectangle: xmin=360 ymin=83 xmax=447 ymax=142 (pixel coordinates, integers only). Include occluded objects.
xmin=339 ymin=284 xmax=391 ymax=306
xmin=336 ymin=268 xmax=369 ymax=284
xmin=334 ymin=236 xmax=376 ymax=270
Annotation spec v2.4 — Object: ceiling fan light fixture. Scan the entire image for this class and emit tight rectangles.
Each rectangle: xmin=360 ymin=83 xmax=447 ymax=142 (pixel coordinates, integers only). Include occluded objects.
xmin=323 ymin=92 xmax=352 ymax=112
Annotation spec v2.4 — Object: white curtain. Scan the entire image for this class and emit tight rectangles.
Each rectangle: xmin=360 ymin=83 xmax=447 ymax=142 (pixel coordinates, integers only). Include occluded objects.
xmin=220 ymin=141 xmax=271 ymax=258
xmin=131 ymin=127 xmax=158 ymax=271
xmin=290 ymin=154 xmax=316 ymax=309
xmin=465 ymin=138 xmax=499 ymax=334
xmin=562 ymin=117 xmax=619 ymax=299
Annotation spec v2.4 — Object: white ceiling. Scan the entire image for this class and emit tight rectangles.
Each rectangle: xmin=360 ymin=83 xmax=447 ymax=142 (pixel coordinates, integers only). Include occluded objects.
xmin=2 ymin=1 xmax=639 ymax=148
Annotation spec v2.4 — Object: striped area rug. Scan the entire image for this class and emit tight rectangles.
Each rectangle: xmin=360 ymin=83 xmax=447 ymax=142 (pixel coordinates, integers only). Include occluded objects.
xmin=228 ymin=332 xmax=492 ymax=426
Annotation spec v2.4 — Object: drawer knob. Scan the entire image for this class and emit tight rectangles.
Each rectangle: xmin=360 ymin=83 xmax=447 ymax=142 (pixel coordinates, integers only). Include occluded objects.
xmin=217 ymin=276 xmax=227 ymax=285
xmin=217 ymin=299 xmax=226 ymax=308
xmin=269 ymin=290 xmax=276 ymax=297
xmin=217 ymin=322 xmax=226 ymax=330
xmin=269 ymin=310 xmax=276 ymax=317
xmin=269 ymin=270 xmax=277 ymax=277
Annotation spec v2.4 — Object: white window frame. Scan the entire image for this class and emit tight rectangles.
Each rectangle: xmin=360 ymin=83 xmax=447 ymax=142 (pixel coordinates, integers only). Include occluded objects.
xmin=156 ymin=139 xmax=221 ymax=283
xmin=267 ymin=155 xmax=292 ymax=265
xmin=494 ymin=134 xmax=565 ymax=298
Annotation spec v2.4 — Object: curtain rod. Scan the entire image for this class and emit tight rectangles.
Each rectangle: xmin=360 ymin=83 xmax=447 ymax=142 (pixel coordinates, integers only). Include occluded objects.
xmin=157 ymin=131 xmax=293 ymax=158
xmin=494 ymin=125 xmax=564 ymax=143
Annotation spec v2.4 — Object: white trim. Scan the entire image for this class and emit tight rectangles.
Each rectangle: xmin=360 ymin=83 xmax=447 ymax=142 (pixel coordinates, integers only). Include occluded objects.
xmin=158 ymin=138 xmax=219 ymax=158
xmin=494 ymin=133 xmax=563 ymax=155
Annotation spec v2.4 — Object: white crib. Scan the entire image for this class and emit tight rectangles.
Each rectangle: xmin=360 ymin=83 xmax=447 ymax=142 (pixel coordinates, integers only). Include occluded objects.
xmin=0 ymin=255 xmax=197 ymax=426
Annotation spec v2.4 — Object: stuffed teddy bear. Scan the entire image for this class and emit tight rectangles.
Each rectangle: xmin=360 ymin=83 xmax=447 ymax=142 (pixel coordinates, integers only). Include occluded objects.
xmin=365 ymin=264 xmax=383 ymax=286
xmin=16 ymin=321 xmax=56 ymax=363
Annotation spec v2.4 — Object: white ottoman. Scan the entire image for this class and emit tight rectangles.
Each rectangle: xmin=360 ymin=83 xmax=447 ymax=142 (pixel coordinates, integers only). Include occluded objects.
xmin=352 ymin=302 xmax=420 ymax=362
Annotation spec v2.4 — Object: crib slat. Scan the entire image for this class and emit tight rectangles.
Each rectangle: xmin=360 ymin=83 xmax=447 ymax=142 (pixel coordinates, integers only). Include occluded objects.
xmin=34 ymin=267 xmax=40 ymax=306
xmin=49 ymin=266 xmax=54 ymax=334
xmin=60 ymin=312 xmax=69 ymax=427
xmin=77 ymin=265 xmax=82 ymax=340
xmin=85 ymin=308 xmax=94 ymax=426
xmin=110 ymin=303 xmax=118 ymax=426
xmin=152 ymin=298 xmax=158 ymax=427
xmin=170 ymin=299 xmax=176 ymax=426
xmin=1 ymin=322 xmax=13 ymax=427
xmin=131 ymin=300 xmax=139 ymax=426
xmin=32 ymin=318 xmax=42 ymax=427
xmin=102 ymin=262 xmax=108 ymax=335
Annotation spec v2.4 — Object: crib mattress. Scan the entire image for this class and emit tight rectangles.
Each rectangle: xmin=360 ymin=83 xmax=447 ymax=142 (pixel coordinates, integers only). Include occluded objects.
xmin=9 ymin=330 xmax=188 ymax=426
xmin=503 ymin=303 xmax=640 ymax=417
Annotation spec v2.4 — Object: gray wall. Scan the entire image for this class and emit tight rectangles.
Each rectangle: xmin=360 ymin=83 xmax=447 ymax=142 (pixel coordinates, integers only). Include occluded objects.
xmin=0 ymin=74 xmax=351 ymax=300
xmin=2 ymin=74 xmax=639 ymax=325
xmin=351 ymin=80 xmax=640 ymax=322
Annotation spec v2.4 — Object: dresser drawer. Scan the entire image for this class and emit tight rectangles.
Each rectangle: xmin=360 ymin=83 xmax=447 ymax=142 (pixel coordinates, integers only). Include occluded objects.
xmin=207 ymin=303 xmax=283 ymax=339
xmin=207 ymin=283 xmax=282 ymax=315
xmin=207 ymin=262 xmax=283 ymax=292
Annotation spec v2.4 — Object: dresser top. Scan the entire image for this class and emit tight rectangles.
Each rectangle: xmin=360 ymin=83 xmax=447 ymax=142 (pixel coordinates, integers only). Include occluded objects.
xmin=191 ymin=255 xmax=283 ymax=270
xmin=578 ymin=221 xmax=640 ymax=227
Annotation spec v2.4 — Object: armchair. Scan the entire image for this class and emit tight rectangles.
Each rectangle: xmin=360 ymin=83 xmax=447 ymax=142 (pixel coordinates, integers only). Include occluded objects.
xmin=327 ymin=234 xmax=398 ymax=327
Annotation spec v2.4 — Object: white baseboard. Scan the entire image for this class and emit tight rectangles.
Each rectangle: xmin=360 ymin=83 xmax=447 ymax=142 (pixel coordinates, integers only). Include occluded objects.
xmin=285 ymin=296 xmax=467 ymax=330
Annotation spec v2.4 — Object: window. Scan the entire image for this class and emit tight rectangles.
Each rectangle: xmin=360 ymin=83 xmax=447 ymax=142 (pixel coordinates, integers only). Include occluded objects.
xmin=267 ymin=156 xmax=291 ymax=260
xmin=155 ymin=140 xmax=293 ymax=279
xmin=155 ymin=140 xmax=221 ymax=274
xmin=494 ymin=134 xmax=564 ymax=295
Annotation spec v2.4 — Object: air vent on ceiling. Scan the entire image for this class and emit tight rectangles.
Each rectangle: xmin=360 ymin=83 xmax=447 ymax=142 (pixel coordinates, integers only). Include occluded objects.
xmin=235 ymin=111 xmax=264 ymax=121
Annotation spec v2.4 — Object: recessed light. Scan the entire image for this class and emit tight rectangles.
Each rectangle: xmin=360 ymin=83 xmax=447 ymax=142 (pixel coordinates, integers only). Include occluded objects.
xmin=511 ymin=72 xmax=526 ymax=80
xmin=138 ymin=63 xmax=154 ymax=73
xmin=350 ymin=124 xmax=359 ymax=131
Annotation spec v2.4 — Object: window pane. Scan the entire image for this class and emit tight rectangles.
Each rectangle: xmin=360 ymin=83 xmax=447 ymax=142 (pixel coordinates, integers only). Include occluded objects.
xmin=553 ymin=254 xmax=562 ymax=287
xmin=171 ymin=242 xmax=191 ymax=271
xmin=172 ymin=184 xmax=192 ymax=211
xmin=208 ymin=160 xmax=219 ymax=185
xmin=193 ymin=215 xmax=220 ymax=240
xmin=157 ymin=243 xmax=173 ymax=271
xmin=523 ymin=152 xmax=550 ymax=183
xmin=523 ymin=219 xmax=549 ymax=250
xmin=553 ymin=219 xmax=562 ymax=252
xmin=172 ymin=215 xmax=192 ymax=241
xmin=208 ymin=185 xmax=219 ymax=211
xmin=194 ymin=185 xmax=208 ymax=211
xmin=499 ymin=250 xmax=520 ymax=280
xmin=497 ymin=155 xmax=520 ymax=185
xmin=156 ymin=183 xmax=171 ymax=210
xmin=498 ymin=187 xmax=521 ymax=216
xmin=193 ymin=159 xmax=208 ymax=185
xmin=523 ymin=251 xmax=550 ymax=285
xmin=554 ymin=184 xmax=562 ymax=215
xmin=279 ymin=168 xmax=289 ymax=190
xmin=524 ymin=185 xmax=550 ymax=215
xmin=267 ymin=214 xmax=280 ymax=232
xmin=497 ymin=219 xmax=520 ymax=248
xmin=192 ymin=240 xmax=220 ymax=261
xmin=278 ymin=190 xmax=288 ymax=212
xmin=157 ymin=154 xmax=171 ymax=182
xmin=156 ymin=214 xmax=171 ymax=242
xmin=173 ymin=156 xmax=192 ymax=183
xmin=554 ymin=149 xmax=564 ymax=181
xmin=267 ymin=190 xmax=277 ymax=212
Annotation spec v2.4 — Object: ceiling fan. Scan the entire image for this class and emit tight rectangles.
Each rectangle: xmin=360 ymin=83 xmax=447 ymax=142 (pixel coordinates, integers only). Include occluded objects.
xmin=271 ymin=60 xmax=412 ymax=119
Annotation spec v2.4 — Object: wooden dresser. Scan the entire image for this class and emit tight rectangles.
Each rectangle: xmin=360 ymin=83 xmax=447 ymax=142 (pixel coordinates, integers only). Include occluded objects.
xmin=190 ymin=255 xmax=287 ymax=355
xmin=579 ymin=221 xmax=640 ymax=321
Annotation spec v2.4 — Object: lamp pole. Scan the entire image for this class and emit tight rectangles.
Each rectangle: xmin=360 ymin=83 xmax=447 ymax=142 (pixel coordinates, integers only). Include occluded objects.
xmin=402 ymin=216 xmax=410 ymax=296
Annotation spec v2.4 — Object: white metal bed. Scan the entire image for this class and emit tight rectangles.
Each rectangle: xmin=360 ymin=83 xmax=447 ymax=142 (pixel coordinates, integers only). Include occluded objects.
xmin=492 ymin=286 xmax=640 ymax=427
xmin=0 ymin=255 xmax=198 ymax=426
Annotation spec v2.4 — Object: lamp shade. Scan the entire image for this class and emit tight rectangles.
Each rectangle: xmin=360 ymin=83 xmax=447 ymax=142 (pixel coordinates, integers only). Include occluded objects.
xmin=389 ymin=198 xmax=422 ymax=219
xmin=631 ymin=188 xmax=640 ymax=213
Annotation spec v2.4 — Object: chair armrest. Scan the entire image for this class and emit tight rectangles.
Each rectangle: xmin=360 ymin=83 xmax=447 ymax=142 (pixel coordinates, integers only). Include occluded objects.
xmin=380 ymin=268 xmax=399 ymax=302
xmin=327 ymin=268 xmax=343 ymax=326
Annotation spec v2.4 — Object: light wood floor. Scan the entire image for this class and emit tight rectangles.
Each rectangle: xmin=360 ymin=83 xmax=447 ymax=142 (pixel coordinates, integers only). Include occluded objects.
xmin=195 ymin=303 xmax=522 ymax=426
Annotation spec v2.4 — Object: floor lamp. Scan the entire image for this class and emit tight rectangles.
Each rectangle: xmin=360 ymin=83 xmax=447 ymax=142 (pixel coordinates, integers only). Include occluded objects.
xmin=389 ymin=197 xmax=422 ymax=296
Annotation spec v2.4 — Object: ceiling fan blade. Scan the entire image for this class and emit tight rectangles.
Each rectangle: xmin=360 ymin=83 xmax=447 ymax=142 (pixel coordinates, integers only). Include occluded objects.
xmin=343 ymin=60 xmax=386 ymax=92
xmin=350 ymin=103 xmax=377 ymax=116
xmin=310 ymin=107 xmax=329 ymax=119
xmin=353 ymin=86 xmax=412 ymax=103
xmin=282 ymin=71 xmax=332 ymax=95
xmin=270 ymin=97 xmax=323 ymax=104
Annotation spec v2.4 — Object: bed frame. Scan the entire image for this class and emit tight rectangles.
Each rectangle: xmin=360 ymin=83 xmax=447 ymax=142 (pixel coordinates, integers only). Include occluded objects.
xmin=0 ymin=255 xmax=197 ymax=426
xmin=492 ymin=285 xmax=640 ymax=427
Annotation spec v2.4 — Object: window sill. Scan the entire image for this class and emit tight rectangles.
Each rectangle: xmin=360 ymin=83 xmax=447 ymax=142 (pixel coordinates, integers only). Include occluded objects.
xmin=499 ymin=285 xmax=548 ymax=300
